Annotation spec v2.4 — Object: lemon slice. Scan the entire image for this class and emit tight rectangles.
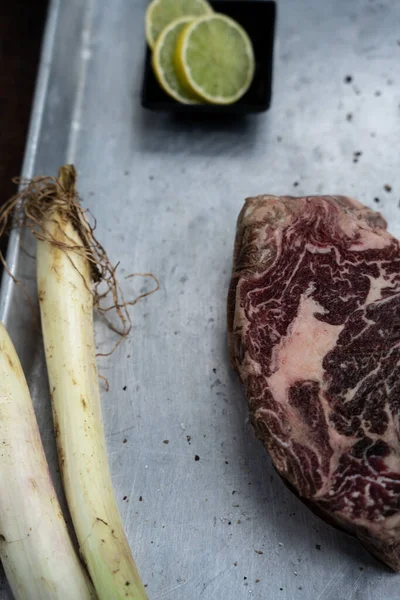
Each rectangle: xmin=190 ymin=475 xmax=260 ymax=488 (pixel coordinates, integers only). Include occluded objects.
xmin=152 ymin=17 xmax=202 ymax=104
xmin=175 ymin=14 xmax=255 ymax=105
xmin=145 ymin=0 xmax=213 ymax=49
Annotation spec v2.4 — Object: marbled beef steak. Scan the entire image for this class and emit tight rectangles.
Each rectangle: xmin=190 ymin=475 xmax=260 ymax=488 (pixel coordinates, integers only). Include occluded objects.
xmin=227 ymin=194 xmax=400 ymax=570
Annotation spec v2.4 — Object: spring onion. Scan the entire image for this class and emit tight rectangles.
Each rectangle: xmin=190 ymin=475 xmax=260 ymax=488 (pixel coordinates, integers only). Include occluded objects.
xmin=35 ymin=166 xmax=148 ymax=599
xmin=0 ymin=321 xmax=95 ymax=599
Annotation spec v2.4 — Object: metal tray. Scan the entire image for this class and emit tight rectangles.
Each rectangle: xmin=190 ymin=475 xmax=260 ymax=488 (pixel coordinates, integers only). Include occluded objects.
xmin=1 ymin=0 xmax=400 ymax=598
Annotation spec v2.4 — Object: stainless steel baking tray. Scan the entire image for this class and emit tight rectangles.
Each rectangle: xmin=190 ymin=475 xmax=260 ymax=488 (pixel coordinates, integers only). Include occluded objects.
xmin=1 ymin=0 xmax=400 ymax=598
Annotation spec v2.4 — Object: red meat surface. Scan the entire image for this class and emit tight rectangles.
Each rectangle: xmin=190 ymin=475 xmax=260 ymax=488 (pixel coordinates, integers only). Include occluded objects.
xmin=227 ymin=195 xmax=400 ymax=570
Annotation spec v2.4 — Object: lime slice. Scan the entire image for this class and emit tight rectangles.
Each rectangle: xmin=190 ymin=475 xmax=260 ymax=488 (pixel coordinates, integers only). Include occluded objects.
xmin=175 ymin=14 xmax=255 ymax=105
xmin=152 ymin=17 xmax=202 ymax=104
xmin=145 ymin=0 xmax=213 ymax=49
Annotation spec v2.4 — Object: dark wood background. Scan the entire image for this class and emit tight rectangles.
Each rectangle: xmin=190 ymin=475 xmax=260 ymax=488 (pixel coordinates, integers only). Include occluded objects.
xmin=1 ymin=1 xmax=49 ymax=202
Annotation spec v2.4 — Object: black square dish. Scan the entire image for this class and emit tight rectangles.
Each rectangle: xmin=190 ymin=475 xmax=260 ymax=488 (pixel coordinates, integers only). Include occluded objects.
xmin=141 ymin=0 xmax=276 ymax=114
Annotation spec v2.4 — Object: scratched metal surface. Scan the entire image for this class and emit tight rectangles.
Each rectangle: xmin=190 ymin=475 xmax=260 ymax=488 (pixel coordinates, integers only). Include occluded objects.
xmin=1 ymin=0 xmax=400 ymax=598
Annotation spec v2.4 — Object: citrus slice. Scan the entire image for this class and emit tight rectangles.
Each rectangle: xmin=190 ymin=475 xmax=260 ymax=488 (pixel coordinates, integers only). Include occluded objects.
xmin=152 ymin=17 xmax=202 ymax=104
xmin=145 ymin=0 xmax=213 ymax=49
xmin=175 ymin=14 xmax=255 ymax=105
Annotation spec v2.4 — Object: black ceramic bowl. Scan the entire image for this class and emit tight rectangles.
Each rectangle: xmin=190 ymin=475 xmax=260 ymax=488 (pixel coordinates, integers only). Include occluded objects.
xmin=141 ymin=0 xmax=276 ymax=114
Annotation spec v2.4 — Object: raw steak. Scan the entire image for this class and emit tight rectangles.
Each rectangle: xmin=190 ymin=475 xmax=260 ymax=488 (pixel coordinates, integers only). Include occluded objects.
xmin=227 ymin=194 xmax=400 ymax=571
